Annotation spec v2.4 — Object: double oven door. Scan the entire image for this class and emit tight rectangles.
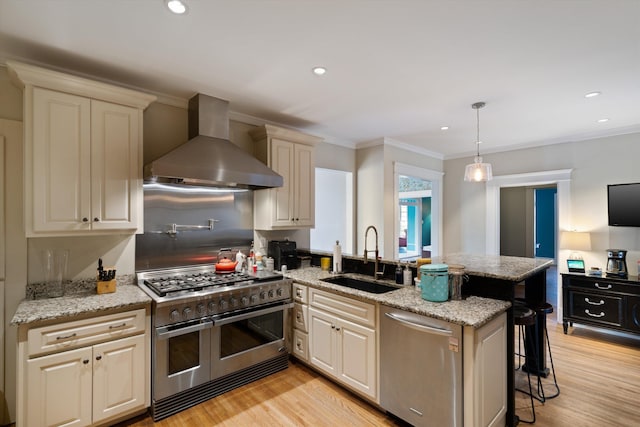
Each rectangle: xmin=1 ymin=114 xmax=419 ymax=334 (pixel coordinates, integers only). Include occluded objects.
xmin=153 ymin=301 xmax=291 ymax=401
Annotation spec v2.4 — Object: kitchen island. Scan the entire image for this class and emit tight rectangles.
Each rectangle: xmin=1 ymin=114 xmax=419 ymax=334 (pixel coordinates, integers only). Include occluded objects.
xmin=287 ymin=266 xmax=511 ymax=427
xmin=433 ymin=253 xmax=554 ymax=427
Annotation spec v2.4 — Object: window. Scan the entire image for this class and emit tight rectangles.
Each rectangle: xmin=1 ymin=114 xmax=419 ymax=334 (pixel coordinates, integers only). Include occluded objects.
xmin=310 ymin=168 xmax=353 ymax=254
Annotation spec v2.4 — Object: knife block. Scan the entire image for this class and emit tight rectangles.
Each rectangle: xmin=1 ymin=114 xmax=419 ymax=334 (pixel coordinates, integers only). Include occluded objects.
xmin=97 ymin=269 xmax=117 ymax=294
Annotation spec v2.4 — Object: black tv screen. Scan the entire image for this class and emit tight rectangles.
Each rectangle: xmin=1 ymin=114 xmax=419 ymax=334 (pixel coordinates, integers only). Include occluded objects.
xmin=608 ymin=183 xmax=640 ymax=227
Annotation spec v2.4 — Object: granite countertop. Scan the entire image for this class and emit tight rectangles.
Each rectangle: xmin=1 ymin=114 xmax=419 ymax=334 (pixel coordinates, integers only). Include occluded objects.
xmin=11 ymin=274 xmax=152 ymax=326
xmin=286 ymin=267 xmax=510 ymax=328
xmin=432 ymin=253 xmax=554 ymax=282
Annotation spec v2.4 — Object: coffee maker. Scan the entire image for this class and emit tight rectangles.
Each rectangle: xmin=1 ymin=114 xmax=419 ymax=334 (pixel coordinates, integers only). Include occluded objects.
xmin=606 ymin=249 xmax=628 ymax=279
xmin=268 ymin=240 xmax=298 ymax=271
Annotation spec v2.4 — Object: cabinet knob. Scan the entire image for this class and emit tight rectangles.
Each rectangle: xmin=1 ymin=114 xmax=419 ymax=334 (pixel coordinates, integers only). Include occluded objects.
xmin=331 ymin=325 xmax=336 ymax=329
xmin=83 ymin=359 xmax=90 ymax=364
xmin=94 ymin=217 xmax=100 ymax=222
xmin=82 ymin=217 xmax=89 ymax=223
xmin=96 ymin=355 xmax=102 ymax=361
xmin=335 ymin=327 xmax=341 ymax=331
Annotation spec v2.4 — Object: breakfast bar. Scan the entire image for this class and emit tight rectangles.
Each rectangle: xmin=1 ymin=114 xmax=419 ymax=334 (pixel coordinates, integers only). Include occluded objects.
xmin=433 ymin=253 xmax=554 ymax=427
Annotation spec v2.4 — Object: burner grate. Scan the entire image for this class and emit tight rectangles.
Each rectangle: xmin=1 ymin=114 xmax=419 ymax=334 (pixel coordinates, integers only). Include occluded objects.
xmin=144 ymin=271 xmax=255 ymax=297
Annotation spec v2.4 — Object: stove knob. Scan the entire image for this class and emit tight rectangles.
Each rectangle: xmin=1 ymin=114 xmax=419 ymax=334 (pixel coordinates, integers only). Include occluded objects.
xmin=276 ymin=288 xmax=284 ymax=297
xmin=230 ymin=297 xmax=238 ymax=307
xmin=219 ymin=299 xmax=228 ymax=310
xmin=268 ymin=289 xmax=275 ymax=298
xmin=183 ymin=307 xmax=192 ymax=318
xmin=241 ymin=296 xmax=249 ymax=306
xmin=251 ymin=294 xmax=259 ymax=304
xmin=170 ymin=309 xmax=180 ymax=322
xmin=196 ymin=304 xmax=206 ymax=316
xmin=208 ymin=301 xmax=217 ymax=312
xmin=260 ymin=291 xmax=267 ymax=300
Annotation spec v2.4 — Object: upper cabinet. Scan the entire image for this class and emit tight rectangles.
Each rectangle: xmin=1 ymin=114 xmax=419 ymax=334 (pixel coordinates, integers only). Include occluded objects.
xmin=250 ymin=124 xmax=322 ymax=230
xmin=7 ymin=61 xmax=156 ymax=237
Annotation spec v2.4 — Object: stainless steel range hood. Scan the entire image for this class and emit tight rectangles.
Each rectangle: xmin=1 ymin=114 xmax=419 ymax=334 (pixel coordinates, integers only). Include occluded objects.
xmin=145 ymin=94 xmax=283 ymax=189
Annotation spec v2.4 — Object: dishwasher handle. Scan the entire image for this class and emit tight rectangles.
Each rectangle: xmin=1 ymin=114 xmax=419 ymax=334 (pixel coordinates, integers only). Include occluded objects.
xmin=384 ymin=312 xmax=453 ymax=336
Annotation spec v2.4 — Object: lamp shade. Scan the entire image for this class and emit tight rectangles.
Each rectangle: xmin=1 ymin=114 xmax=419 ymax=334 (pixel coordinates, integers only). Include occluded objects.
xmin=464 ymin=156 xmax=493 ymax=182
xmin=560 ymin=231 xmax=592 ymax=251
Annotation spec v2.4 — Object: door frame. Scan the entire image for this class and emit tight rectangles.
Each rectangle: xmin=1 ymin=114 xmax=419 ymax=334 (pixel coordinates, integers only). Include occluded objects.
xmin=486 ymin=169 xmax=572 ymax=321
xmin=393 ymin=162 xmax=443 ymax=260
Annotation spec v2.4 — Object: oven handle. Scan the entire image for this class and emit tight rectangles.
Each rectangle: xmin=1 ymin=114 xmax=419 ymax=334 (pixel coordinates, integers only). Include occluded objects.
xmin=156 ymin=320 xmax=213 ymax=340
xmin=212 ymin=302 xmax=294 ymax=326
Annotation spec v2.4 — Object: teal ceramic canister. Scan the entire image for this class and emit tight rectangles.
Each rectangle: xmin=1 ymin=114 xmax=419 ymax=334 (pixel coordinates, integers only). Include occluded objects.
xmin=419 ymin=263 xmax=449 ymax=302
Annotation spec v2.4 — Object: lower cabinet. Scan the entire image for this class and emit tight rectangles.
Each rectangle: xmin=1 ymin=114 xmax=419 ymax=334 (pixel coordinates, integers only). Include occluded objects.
xmin=26 ymin=334 xmax=145 ymax=427
xmin=18 ymin=308 xmax=150 ymax=427
xmin=463 ymin=312 xmax=507 ymax=427
xmin=307 ymin=288 xmax=377 ymax=401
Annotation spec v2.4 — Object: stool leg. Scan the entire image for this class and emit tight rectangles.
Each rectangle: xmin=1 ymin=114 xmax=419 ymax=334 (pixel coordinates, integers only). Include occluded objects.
xmin=516 ymin=324 xmax=537 ymax=424
xmin=540 ymin=324 xmax=560 ymax=400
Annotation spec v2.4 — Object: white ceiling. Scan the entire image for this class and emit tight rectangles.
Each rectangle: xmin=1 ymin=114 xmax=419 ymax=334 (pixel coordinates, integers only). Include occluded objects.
xmin=1 ymin=0 xmax=639 ymax=158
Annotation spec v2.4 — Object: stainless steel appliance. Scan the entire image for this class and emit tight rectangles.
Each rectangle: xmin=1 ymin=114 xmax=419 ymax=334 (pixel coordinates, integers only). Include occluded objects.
xmin=606 ymin=249 xmax=628 ymax=278
xmin=380 ymin=305 xmax=462 ymax=427
xmin=136 ymin=183 xmax=293 ymax=420
xmin=268 ymin=240 xmax=298 ymax=271
xmin=137 ymin=264 xmax=292 ymax=421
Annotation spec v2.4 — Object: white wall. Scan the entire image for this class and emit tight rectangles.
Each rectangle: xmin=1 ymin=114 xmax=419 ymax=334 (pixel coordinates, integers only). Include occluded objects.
xmin=443 ymin=133 xmax=640 ymax=274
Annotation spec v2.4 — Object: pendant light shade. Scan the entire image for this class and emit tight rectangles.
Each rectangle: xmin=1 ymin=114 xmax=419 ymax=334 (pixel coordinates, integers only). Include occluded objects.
xmin=464 ymin=102 xmax=493 ymax=182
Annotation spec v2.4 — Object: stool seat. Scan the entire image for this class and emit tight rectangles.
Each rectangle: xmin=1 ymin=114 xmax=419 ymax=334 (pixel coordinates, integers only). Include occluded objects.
xmin=530 ymin=301 xmax=554 ymax=315
xmin=514 ymin=305 xmax=536 ymax=326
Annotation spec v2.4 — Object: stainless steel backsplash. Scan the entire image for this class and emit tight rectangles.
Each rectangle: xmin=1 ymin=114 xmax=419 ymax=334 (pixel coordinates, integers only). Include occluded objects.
xmin=135 ymin=183 xmax=253 ymax=271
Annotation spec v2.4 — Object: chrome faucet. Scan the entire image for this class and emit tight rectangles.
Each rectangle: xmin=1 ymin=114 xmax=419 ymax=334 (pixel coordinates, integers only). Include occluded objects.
xmin=363 ymin=225 xmax=383 ymax=279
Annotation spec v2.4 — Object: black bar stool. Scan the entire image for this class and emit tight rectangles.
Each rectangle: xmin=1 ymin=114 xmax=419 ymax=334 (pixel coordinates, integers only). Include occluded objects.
xmin=514 ymin=304 xmax=539 ymax=424
xmin=529 ymin=301 xmax=560 ymax=401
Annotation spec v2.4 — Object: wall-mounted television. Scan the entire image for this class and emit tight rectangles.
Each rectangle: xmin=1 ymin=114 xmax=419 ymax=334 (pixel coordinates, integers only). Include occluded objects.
xmin=608 ymin=183 xmax=640 ymax=227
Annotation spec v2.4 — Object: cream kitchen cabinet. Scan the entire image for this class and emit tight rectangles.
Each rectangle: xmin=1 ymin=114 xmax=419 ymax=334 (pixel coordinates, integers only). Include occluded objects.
xmin=463 ymin=312 xmax=507 ymax=427
xmin=7 ymin=61 xmax=156 ymax=237
xmin=250 ymin=124 xmax=322 ymax=230
xmin=308 ymin=288 xmax=377 ymax=401
xmin=291 ymin=283 xmax=310 ymax=361
xmin=17 ymin=308 xmax=150 ymax=427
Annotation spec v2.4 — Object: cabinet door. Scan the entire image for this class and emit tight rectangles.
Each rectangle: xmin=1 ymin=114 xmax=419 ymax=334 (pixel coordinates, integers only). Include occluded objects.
xmin=32 ymin=87 xmax=91 ymax=233
xmin=270 ymin=138 xmax=294 ymax=226
xmin=309 ymin=307 xmax=338 ymax=377
xmin=337 ymin=318 xmax=376 ymax=399
xmin=92 ymin=334 xmax=146 ymax=424
xmin=26 ymin=346 xmax=93 ymax=427
xmin=293 ymin=143 xmax=315 ymax=227
xmin=90 ymin=100 xmax=140 ymax=230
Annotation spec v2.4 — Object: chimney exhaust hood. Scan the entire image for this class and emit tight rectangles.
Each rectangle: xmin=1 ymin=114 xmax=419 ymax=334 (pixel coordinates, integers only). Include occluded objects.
xmin=145 ymin=94 xmax=283 ymax=189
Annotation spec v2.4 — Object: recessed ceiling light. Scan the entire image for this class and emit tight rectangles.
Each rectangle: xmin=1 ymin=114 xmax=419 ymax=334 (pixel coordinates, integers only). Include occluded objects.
xmin=440 ymin=126 xmax=449 ymax=131
xmin=597 ymin=118 xmax=610 ymax=123
xmin=312 ymin=66 xmax=327 ymax=76
xmin=166 ymin=0 xmax=187 ymax=14
xmin=585 ymin=91 xmax=601 ymax=98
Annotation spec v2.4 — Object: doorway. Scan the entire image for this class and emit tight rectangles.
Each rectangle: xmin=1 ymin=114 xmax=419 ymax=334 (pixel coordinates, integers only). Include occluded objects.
xmin=393 ymin=162 xmax=443 ymax=261
xmin=499 ymin=185 xmax=557 ymax=259
xmin=487 ymin=169 xmax=572 ymax=321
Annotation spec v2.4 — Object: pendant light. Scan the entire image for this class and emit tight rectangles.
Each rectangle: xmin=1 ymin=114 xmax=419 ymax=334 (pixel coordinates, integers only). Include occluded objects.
xmin=464 ymin=101 xmax=493 ymax=182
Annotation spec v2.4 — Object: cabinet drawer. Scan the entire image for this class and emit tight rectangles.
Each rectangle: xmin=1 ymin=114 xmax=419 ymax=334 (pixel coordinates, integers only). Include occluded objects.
xmin=309 ymin=288 xmax=375 ymax=328
xmin=568 ymin=292 xmax=622 ymax=326
xmin=566 ymin=277 xmax=636 ymax=294
xmin=293 ymin=303 xmax=309 ymax=333
xmin=28 ymin=308 xmax=146 ymax=357
xmin=292 ymin=329 xmax=309 ymax=361
xmin=293 ymin=283 xmax=308 ymax=304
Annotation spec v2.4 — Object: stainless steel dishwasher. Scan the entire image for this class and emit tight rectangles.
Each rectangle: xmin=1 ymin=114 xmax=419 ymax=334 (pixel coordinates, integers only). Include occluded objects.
xmin=380 ymin=305 xmax=462 ymax=427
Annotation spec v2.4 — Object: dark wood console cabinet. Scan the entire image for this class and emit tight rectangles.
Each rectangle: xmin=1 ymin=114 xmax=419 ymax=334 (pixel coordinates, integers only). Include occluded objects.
xmin=562 ymin=273 xmax=640 ymax=335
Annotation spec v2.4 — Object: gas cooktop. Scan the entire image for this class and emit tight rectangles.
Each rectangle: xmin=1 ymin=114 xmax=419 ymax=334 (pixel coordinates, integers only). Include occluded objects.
xmin=138 ymin=265 xmax=284 ymax=298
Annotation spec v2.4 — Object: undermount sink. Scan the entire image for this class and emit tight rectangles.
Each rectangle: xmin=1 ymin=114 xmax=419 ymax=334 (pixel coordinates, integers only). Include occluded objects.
xmin=320 ymin=276 xmax=398 ymax=294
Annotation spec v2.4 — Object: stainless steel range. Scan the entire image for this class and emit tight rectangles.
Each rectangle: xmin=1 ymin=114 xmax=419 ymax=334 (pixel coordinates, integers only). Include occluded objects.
xmin=137 ymin=264 xmax=292 ymax=421
xmin=135 ymin=176 xmax=291 ymax=420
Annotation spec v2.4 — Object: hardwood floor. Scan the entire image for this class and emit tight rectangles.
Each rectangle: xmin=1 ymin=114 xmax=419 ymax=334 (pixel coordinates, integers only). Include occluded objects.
xmin=117 ymin=316 xmax=640 ymax=427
